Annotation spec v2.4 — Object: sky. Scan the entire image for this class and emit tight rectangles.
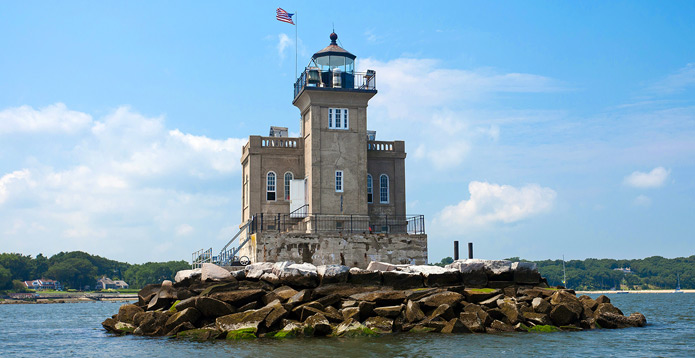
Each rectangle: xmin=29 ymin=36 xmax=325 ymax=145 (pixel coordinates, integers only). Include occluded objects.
xmin=1 ymin=1 xmax=694 ymax=264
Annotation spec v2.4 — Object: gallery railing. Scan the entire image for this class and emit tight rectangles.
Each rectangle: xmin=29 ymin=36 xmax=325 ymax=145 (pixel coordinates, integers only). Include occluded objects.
xmin=250 ymin=213 xmax=425 ymax=235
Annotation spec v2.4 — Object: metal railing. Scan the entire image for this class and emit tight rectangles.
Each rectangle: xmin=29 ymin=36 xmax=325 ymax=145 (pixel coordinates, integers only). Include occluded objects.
xmin=367 ymin=141 xmax=394 ymax=151
xmin=261 ymin=137 xmax=301 ymax=148
xmin=251 ymin=212 xmax=425 ymax=235
xmin=294 ymin=69 xmax=376 ymax=98
xmin=191 ymin=248 xmax=213 ymax=269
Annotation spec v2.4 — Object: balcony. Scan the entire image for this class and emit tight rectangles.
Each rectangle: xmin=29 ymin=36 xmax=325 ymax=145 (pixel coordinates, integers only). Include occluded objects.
xmin=294 ymin=68 xmax=376 ymax=99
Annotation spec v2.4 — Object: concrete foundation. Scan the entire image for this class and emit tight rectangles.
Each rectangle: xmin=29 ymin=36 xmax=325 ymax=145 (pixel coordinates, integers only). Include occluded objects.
xmin=238 ymin=232 xmax=427 ymax=269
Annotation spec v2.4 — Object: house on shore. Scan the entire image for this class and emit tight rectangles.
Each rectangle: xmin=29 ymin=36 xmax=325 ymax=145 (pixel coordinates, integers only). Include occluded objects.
xmin=23 ymin=279 xmax=62 ymax=291
xmin=95 ymin=277 xmax=129 ymax=290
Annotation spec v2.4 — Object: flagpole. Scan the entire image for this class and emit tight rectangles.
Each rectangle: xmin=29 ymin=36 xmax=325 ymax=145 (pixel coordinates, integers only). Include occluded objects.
xmin=295 ymin=11 xmax=298 ymax=80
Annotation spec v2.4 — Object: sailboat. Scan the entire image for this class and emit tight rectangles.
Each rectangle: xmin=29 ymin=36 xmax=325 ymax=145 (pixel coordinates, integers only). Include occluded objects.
xmin=675 ymin=273 xmax=683 ymax=293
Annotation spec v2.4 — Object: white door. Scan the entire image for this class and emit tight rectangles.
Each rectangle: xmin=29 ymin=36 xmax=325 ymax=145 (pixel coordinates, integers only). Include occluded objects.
xmin=289 ymin=179 xmax=306 ymax=218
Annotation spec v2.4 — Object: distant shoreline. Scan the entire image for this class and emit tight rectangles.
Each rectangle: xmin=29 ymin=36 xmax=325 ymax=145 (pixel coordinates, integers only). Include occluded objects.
xmin=575 ymin=289 xmax=693 ymax=294
xmin=1 ymin=293 xmax=137 ymax=304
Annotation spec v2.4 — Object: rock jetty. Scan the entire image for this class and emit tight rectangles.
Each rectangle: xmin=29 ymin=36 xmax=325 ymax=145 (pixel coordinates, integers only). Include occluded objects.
xmin=102 ymin=260 xmax=646 ymax=340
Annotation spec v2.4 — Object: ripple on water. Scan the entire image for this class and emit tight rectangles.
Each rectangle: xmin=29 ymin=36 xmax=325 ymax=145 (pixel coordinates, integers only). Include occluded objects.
xmin=1 ymin=294 xmax=694 ymax=357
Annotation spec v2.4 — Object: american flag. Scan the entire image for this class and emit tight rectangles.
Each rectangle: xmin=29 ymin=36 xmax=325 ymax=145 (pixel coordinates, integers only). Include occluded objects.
xmin=276 ymin=8 xmax=294 ymax=25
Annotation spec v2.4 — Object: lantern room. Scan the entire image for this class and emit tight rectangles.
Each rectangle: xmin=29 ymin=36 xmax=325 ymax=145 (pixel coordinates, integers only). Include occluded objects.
xmin=294 ymin=32 xmax=376 ymax=98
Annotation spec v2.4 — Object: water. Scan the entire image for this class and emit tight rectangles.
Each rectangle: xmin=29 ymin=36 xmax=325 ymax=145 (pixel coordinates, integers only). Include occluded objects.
xmin=1 ymin=294 xmax=694 ymax=357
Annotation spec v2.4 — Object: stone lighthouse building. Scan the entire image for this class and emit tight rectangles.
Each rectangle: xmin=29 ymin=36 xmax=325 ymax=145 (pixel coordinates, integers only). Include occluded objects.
xmin=230 ymin=33 xmax=426 ymax=268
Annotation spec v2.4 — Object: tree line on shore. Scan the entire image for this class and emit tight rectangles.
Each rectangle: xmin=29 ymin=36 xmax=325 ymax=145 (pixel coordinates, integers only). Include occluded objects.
xmin=0 ymin=251 xmax=188 ymax=291
xmin=433 ymin=255 xmax=694 ymax=290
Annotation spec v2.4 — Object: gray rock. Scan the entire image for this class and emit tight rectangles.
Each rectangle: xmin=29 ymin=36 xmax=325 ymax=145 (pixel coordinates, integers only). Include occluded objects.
xmin=382 ymin=271 xmax=424 ymax=289
xmin=201 ymin=263 xmax=232 ymax=281
xmin=348 ymin=268 xmax=382 ymax=285
xmin=374 ymin=305 xmax=403 ymax=318
xmin=532 ymin=297 xmax=552 ymax=314
xmin=317 ymin=265 xmax=350 ymax=284
xmin=405 ymin=300 xmax=426 ymax=323
xmin=363 ymin=316 xmax=394 ymax=333
xmin=304 ymin=313 xmax=332 ymax=336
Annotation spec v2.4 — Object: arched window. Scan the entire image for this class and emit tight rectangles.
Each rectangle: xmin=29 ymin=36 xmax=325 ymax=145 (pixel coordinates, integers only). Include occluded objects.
xmin=266 ymin=172 xmax=276 ymax=201
xmin=380 ymin=174 xmax=389 ymax=204
xmin=284 ymin=172 xmax=293 ymax=200
xmin=367 ymin=174 xmax=373 ymax=203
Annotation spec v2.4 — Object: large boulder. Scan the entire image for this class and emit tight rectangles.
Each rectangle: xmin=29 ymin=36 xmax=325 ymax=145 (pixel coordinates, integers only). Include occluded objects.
xmin=464 ymin=288 xmax=501 ymax=303
xmin=264 ymin=286 xmax=298 ymax=304
xmin=550 ymin=304 xmax=581 ymax=326
xmin=348 ymin=268 xmax=382 ymax=285
xmin=174 ymin=268 xmax=201 ymax=283
xmin=596 ymin=312 xmax=646 ymax=329
xmin=404 ymin=300 xmax=426 ymax=323
xmin=274 ymin=262 xmax=319 ymax=288
xmin=429 ymin=304 xmax=457 ymax=321
xmin=521 ymin=311 xmax=551 ymax=326
xmin=195 ymin=297 xmax=235 ymax=318
xmin=483 ymin=260 xmax=513 ymax=280
xmin=594 ymin=303 xmax=623 ymax=317
xmin=404 ymin=265 xmax=461 ymax=287
xmin=374 ymin=305 xmax=403 ymax=318
xmin=201 ymin=263 xmax=232 ymax=281
xmin=363 ymin=316 xmax=394 ymax=334
xmin=210 ymin=289 xmax=265 ymax=307
xmin=137 ymin=284 xmax=161 ymax=307
xmin=165 ymin=307 xmax=201 ymax=332
xmin=382 ymin=271 xmax=424 ymax=289
xmin=532 ymin=297 xmax=552 ymax=314
xmin=245 ymin=262 xmax=275 ymax=279
xmin=441 ymin=318 xmax=470 ymax=333
xmin=418 ymin=291 xmax=464 ymax=309
xmin=317 ymin=265 xmax=350 ymax=284
xmin=198 ymin=282 xmax=239 ymax=297
xmin=134 ymin=311 xmax=170 ymax=336
xmin=334 ymin=318 xmax=377 ymax=337
xmin=512 ymin=262 xmax=541 ymax=285
xmin=350 ymin=290 xmax=407 ymax=305
xmin=366 ymin=261 xmax=397 ymax=271
xmin=459 ymin=312 xmax=485 ymax=333
xmin=216 ymin=305 xmax=274 ymax=333
xmin=264 ymin=301 xmax=289 ymax=328
xmin=304 ymin=313 xmax=332 ymax=336
xmin=498 ymin=298 xmax=521 ymax=324
xmin=449 ymin=261 xmax=488 ymax=287
xmin=117 ymin=304 xmax=144 ymax=324
xmin=286 ymin=289 xmax=312 ymax=306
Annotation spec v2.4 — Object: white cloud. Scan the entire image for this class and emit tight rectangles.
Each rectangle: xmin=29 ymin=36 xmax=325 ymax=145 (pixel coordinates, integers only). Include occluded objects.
xmin=650 ymin=63 xmax=695 ymax=95
xmin=0 ymin=103 xmax=245 ymax=263
xmin=359 ymin=58 xmax=563 ymax=119
xmin=623 ymin=167 xmax=670 ymax=188
xmin=0 ymin=169 xmax=32 ymax=204
xmin=277 ymin=33 xmax=292 ymax=60
xmin=433 ymin=181 xmax=556 ymax=230
xmin=0 ymin=103 xmax=92 ymax=134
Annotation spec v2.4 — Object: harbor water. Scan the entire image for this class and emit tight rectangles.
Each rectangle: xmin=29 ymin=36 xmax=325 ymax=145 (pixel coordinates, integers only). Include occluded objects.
xmin=1 ymin=293 xmax=693 ymax=357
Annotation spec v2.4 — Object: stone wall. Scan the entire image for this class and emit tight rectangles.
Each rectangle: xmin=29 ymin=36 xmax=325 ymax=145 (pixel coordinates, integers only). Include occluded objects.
xmin=239 ymin=232 xmax=427 ymax=268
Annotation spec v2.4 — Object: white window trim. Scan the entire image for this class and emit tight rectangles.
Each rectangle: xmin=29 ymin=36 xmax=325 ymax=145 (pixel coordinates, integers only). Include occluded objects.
xmin=328 ymin=108 xmax=349 ymax=130
xmin=367 ymin=174 xmax=373 ymax=204
xmin=335 ymin=170 xmax=344 ymax=192
xmin=380 ymin=174 xmax=389 ymax=204
xmin=267 ymin=171 xmax=276 ymax=201
xmin=284 ymin=172 xmax=293 ymax=201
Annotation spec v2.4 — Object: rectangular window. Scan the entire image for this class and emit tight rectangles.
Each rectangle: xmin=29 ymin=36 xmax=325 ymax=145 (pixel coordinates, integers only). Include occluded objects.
xmin=367 ymin=174 xmax=373 ymax=204
xmin=267 ymin=172 xmax=276 ymax=201
xmin=328 ymin=108 xmax=349 ymax=130
xmin=335 ymin=170 xmax=343 ymax=192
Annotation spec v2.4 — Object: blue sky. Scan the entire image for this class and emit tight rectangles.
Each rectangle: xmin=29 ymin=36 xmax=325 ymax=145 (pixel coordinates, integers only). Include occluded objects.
xmin=1 ymin=1 xmax=693 ymax=264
